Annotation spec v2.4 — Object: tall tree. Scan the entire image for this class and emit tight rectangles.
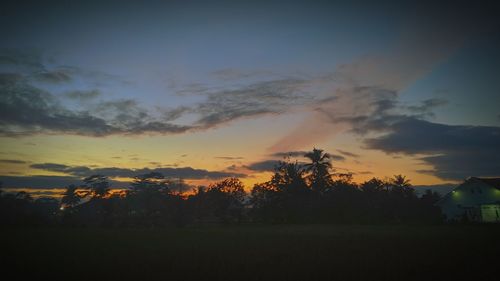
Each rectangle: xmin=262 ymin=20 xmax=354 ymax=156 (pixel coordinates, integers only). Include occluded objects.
xmin=390 ymin=174 xmax=414 ymax=197
xmin=391 ymin=175 xmax=411 ymax=188
xmin=304 ymin=148 xmax=333 ymax=193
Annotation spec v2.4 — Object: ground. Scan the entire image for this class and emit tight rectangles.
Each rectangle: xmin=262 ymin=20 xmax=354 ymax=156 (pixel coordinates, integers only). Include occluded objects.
xmin=1 ymin=225 xmax=499 ymax=280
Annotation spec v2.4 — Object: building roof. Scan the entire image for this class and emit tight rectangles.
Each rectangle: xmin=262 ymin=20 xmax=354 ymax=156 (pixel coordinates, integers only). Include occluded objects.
xmin=435 ymin=177 xmax=500 ymax=206
xmin=470 ymin=177 xmax=500 ymax=190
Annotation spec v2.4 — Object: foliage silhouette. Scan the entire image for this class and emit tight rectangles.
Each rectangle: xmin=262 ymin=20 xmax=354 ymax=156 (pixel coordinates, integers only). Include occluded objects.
xmin=61 ymin=184 xmax=81 ymax=208
xmin=0 ymin=148 xmax=444 ymax=227
xmin=83 ymin=174 xmax=110 ymax=199
xmin=304 ymin=148 xmax=333 ymax=193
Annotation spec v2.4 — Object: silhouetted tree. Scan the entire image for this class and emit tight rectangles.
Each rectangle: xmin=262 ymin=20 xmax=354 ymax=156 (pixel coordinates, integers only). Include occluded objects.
xmin=421 ymin=189 xmax=441 ymax=204
xmin=389 ymin=174 xmax=415 ymax=198
xmin=360 ymin=178 xmax=387 ymax=193
xmin=0 ymin=190 xmax=58 ymax=226
xmin=0 ymin=148 xmax=446 ymax=227
xmin=126 ymin=172 xmax=174 ymax=226
xmin=270 ymin=160 xmax=312 ymax=222
xmin=205 ymin=178 xmax=246 ymax=223
xmin=249 ymin=182 xmax=279 ymax=222
xmin=271 ymin=160 xmax=308 ymax=194
xmin=304 ymin=148 xmax=333 ymax=193
xmin=169 ymin=178 xmax=190 ymax=195
xmin=61 ymin=184 xmax=81 ymax=208
xmin=15 ymin=191 xmax=33 ymax=201
xmin=83 ymin=175 xmax=110 ymax=199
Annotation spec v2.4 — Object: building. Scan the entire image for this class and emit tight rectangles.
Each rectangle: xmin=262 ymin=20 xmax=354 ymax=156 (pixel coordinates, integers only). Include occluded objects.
xmin=436 ymin=177 xmax=500 ymax=223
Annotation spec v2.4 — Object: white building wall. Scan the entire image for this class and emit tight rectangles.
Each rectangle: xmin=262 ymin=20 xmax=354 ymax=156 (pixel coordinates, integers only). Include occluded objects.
xmin=437 ymin=180 xmax=500 ymax=222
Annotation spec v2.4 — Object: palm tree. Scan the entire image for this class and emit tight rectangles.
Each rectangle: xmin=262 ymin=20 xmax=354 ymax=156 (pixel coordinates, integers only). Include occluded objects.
xmin=271 ymin=160 xmax=307 ymax=193
xmin=390 ymin=174 xmax=414 ymax=197
xmin=304 ymin=148 xmax=333 ymax=193
xmin=390 ymin=175 xmax=411 ymax=188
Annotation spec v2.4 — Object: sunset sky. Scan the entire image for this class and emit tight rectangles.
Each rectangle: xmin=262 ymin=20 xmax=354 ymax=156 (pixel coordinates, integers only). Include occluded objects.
xmin=1 ymin=0 xmax=499 ymax=195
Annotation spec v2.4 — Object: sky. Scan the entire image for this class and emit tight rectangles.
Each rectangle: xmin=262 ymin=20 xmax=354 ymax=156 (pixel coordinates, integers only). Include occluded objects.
xmin=1 ymin=0 xmax=499 ymax=195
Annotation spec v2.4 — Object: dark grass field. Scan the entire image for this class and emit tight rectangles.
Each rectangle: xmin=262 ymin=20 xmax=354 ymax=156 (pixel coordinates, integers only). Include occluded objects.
xmin=2 ymin=225 xmax=499 ymax=281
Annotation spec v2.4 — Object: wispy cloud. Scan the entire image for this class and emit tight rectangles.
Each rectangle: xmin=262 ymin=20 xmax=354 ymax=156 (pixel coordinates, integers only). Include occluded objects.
xmin=215 ymin=156 xmax=245 ymax=160
xmin=64 ymin=89 xmax=100 ymax=101
xmin=194 ymin=78 xmax=310 ymax=128
xmin=0 ymin=74 xmax=193 ymax=137
xmin=0 ymin=159 xmax=28 ymax=164
xmin=211 ymin=68 xmax=274 ymax=81
xmin=245 ymin=160 xmax=282 ymax=172
xmin=0 ymin=175 xmax=83 ymax=189
xmin=29 ymin=162 xmax=246 ymax=180
xmin=336 ymin=149 xmax=360 ymax=158
xmin=1 ymin=49 xmax=312 ymax=137
xmin=270 ymin=151 xmax=307 ymax=158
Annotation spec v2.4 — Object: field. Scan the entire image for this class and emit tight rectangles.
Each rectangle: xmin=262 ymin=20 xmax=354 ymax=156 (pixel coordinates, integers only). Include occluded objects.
xmin=2 ymin=225 xmax=499 ymax=281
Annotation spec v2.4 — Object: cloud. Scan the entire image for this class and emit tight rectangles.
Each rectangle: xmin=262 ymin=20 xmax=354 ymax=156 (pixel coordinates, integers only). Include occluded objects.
xmin=34 ymin=70 xmax=72 ymax=83
xmin=364 ymin=117 xmax=500 ymax=180
xmin=162 ymin=106 xmax=190 ymax=122
xmin=0 ymin=175 xmax=84 ymax=189
xmin=1 ymin=48 xmax=314 ymax=137
xmin=30 ymin=163 xmax=70 ymax=172
xmin=336 ymin=149 xmax=360 ymax=158
xmin=270 ymin=150 xmax=345 ymax=161
xmin=1 ymin=188 xmax=67 ymax=198
xmin=194 ymin=78 xmax=310 ymax=128
xmin=0 ymin=77 xmax=193 ymax=137
xmin=211 ymin=68 xmax=273 ymax=81
xmin=0 ymin=73 xmax=23 ymax=84
xmin=311 ymin=88 xmax=500 ymax=181
xmin=249 ymin=149 xmax=348 ymax=173
xmin=0 ymin=77 xmax=113 ymax=136
xmin=0 ymin=159 xmax=28 ymax=164
xmin=329 ymin=154 xmax=346 ymax=161
xmin=0 ymin=49 xmax=45 ymax=73
xmin=64 ymin=89 xmax=100 ymax=100
xmin=0 ymin=49 xmax=196 ymax=137
xmin=245 ymin=160 xmax=282 ymax=172
xmin=0 ymin=175 xmax=131 ymax=189
xmin=270 ymin=151 xmax=307 ymax=158
xmin=406 ymin=98 xmax=448 ymax=118
xmin=29 ymin=163 xmax=246 ymax=180
xmin=215 ymin=156 xmax=244 ymax=160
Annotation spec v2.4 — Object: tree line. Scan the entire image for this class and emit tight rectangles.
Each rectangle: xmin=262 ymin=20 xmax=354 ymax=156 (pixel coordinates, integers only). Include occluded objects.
xmin=0 ymin=148 xmax=443 ymax=227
